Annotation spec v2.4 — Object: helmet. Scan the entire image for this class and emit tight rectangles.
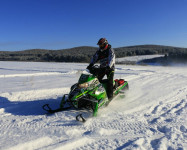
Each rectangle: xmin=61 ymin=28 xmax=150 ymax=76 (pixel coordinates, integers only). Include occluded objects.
xmin=97 ymin=38 xmax=108 ymax=45
xmin=97 ymin=38 xmax=108 ymax=50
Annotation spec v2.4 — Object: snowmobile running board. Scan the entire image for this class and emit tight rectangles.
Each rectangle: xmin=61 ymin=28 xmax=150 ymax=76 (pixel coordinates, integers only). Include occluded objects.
xmin=42 ymin=104 xmax=71 ymax=114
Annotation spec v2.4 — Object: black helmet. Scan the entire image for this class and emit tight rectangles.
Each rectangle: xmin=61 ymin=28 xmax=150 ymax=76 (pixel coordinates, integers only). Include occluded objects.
xmin=97 ymin=38 xmax=108 ymax=45
xmin=97 ymin=38 xmax=109 ymax=50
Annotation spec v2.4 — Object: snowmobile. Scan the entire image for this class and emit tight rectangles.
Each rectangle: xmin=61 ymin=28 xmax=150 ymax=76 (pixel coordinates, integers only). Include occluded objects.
xmin=42 ymin=65 xmax=129 ymax=122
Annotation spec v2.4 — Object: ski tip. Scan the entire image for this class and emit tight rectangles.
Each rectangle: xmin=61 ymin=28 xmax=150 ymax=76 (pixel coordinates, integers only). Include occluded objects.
xmin=76 ymin=114 xmax=86 ymax=123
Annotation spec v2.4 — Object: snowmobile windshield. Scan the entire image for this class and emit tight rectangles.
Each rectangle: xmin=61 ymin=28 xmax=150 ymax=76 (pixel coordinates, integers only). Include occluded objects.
xmin=83 ymin=69 xmax=91 ymax=75
xmin=78 ymin=71 xmax=95 ymax=84
xmin=78 ymin=70 xmax=100 ymax=90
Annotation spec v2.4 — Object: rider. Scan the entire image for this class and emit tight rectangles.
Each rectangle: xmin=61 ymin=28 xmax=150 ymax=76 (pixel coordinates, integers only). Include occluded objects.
xmin=87 ymin=38 xmax=115 ymax=101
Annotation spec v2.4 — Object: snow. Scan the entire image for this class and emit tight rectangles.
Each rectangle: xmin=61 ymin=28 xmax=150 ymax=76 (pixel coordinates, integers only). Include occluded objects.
xmin=116 ymin=54 xmax=164 ymax=64
xmin=0 ymin=61 xmax=187 ymax=150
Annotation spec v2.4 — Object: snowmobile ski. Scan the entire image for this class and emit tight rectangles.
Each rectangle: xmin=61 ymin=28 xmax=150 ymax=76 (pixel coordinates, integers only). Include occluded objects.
xmin=42 ymin=104 xmax=71 ymax=114
xmin=76 ymin=114 xmax=86 ymax=122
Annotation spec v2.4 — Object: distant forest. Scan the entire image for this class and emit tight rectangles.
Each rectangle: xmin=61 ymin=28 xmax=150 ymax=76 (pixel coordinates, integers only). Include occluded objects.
xmin=0 ymin=45 xmax=187 ymax=63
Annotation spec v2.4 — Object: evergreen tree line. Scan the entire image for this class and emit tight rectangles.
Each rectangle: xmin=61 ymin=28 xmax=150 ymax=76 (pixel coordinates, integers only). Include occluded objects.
xmin=0 ymin=45 xmax=187 ymax=62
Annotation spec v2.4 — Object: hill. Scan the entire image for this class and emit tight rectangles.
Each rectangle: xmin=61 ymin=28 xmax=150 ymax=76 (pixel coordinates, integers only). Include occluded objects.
xmin=0 ymin=45 xmax=187 ymax=63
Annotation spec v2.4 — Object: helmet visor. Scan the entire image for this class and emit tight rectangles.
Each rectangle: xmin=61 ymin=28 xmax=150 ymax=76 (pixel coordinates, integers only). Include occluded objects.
xmin=99 ymin=43 xmax=105 ymax=49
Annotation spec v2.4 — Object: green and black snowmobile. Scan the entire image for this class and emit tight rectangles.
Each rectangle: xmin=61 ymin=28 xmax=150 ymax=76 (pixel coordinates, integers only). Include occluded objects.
xmin=43 ymin=65 xmax=129 ymax=122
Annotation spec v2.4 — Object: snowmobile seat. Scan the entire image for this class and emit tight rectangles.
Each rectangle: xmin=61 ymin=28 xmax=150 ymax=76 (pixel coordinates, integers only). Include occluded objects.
xmin=118 ymin=79 xmax=125 ymax=85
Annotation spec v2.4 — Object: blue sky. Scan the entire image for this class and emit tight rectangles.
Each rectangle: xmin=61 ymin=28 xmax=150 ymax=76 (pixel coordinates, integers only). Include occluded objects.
xmin=0 ymin=0 xmax=187 ymax=51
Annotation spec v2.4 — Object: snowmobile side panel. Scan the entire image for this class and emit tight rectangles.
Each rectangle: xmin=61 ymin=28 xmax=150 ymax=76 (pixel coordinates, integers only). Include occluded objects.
xmin=114 ymin=81 xmax=128 ymax=95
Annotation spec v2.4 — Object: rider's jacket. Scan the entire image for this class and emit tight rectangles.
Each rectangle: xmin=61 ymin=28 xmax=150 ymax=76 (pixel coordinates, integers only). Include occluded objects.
xmin=90 ymin=44 xmax=115 ymax=69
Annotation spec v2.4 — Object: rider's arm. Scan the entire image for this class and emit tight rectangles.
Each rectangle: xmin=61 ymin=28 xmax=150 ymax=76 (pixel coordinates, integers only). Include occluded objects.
xmin=90 ymin=49 xmax=99 ymax=66
xmin=108 ymin=48 xmax=115 ymax=68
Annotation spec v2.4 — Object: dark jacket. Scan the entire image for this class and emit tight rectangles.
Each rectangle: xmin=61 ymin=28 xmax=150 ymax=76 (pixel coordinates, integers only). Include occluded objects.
xmin=90 ymin=44 xmax=115 ymax=69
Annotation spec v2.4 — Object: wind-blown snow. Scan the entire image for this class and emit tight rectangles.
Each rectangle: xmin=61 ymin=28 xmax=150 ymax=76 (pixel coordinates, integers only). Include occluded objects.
xmin=116 ymin=54 xmax=164 ymax=64
xmin=0 ymin=61 xmax=187 ymax=150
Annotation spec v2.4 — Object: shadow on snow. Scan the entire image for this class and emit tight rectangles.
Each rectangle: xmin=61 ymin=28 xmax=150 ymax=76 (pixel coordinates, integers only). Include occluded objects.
xmin=0 ymin=96 xmax=64 ymax=116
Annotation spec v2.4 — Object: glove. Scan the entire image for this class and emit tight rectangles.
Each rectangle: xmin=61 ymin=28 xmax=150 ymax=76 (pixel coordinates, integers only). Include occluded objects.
xmin=86 ymin=64 xmax=93 ymax=71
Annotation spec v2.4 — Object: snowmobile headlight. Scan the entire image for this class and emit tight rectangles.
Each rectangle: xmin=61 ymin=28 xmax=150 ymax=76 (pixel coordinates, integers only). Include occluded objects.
xmin=78 ymin=83 xmax=89 ymax=89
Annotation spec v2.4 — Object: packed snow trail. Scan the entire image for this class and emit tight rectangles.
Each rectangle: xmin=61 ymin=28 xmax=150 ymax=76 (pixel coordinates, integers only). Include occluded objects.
xmin=0 ymin=61 xmax=187 ymax=150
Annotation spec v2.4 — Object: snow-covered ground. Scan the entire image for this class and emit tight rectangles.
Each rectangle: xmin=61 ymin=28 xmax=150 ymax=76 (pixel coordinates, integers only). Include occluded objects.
xmin=0 ymin=61 xmax=187 ymax=150
xmin=116 ymin=54 xmax=164 ymax=64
